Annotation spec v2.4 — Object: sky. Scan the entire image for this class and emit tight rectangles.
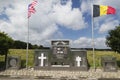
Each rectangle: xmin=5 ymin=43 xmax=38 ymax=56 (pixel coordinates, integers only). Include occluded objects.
xmin=0 ymin=0 xmax=120 ymax=49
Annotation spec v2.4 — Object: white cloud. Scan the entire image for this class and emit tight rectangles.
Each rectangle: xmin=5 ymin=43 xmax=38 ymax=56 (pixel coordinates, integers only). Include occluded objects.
xmin=0 ymin=0 xmax=119 ymax=49
xmin=72 ymin=37 xmax=91 ymax=48
xmin=94 ymin=0 xmax=120 ymax=8
xmin=0 ymin=0 xmax=27 ymax=41
xmin=52 ymin=0 xmax=87 ymax=30
xmin=93 ymin=0 xmax=120 ymax=33
xmin=0 ymin=0 xmax=12 ymax=13
xmin=71 ymin=37 xmax=107 ymax=49
xmin=80 ymin=0 xmax=91 ymax=15
xmin=0 ymin=0 xmax=87 ymax=46
xmin=95 ymin=37 xmax=107 ymax=49
xmin=99 ymin=19 xmax=119 ymax=33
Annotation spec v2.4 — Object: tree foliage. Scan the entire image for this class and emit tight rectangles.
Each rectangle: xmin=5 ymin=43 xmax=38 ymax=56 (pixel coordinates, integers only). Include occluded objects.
xmin=0 ymin=32 xmax=14 ymax=55
xmin=106 ymin=26 xmax=120 ymax=53
xmin=0 ymin=32 xmax=44 ymax=52
xmin=12 ymin=40 xmax=44 ymax=49
xmin=13 ymin=40 xmax=27 ymax=49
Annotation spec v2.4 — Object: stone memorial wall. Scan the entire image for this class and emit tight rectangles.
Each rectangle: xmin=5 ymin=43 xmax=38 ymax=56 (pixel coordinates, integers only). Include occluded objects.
xmin=34 ymin=40 xmax=88 ymax=71
xmin=5 ymin=40 xmax=118 ymax=72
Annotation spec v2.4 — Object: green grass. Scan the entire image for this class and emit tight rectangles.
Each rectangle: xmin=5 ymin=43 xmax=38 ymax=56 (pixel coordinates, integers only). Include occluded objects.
xmin=0 ymin=49 xmax=120 ymax=68
xmin=87 ymin=50 xmax=120 ymax=68
xmin=8 ymin=49 xmax=34 ymax=67
xmin=0 ymin=55 xmax=5 ymax=61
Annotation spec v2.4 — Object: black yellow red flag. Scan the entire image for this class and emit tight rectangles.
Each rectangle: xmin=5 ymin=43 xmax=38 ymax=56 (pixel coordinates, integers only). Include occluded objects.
xmin=93 ymin=5 xmax=116 ymax=17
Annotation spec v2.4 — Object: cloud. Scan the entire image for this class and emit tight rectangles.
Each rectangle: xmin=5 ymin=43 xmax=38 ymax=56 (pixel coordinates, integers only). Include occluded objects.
xmin=99 ymin=19 xmax=119 ymax=33
xmin=0 ymin=0 xmax=27 ymax=41
xmin=51 ymin=0 xmax=87 ymax=30
xmin=93 ymin=0 xmax=120 ymax=33
xmin=0 ymin=0 xmax=12 ymax=13
xmin=94 ymin=0 xmax=120 ymax=8
xmin=80 ymin=0 xmax=91 ymax=15
xmin=0 ymin=0 xmax=119 ymax=49
xmin=71 ymin=37 xmax=107 ymax=49
xmin=0 ymin=0 xmax=88 ymax=45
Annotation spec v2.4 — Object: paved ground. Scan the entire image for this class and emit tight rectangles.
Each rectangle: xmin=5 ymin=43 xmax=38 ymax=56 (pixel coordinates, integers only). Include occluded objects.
xmin=98 ymin=78 xmax=120 ymax=80
xmin=0 ymin=76 xmax=120 ymax=80
xmin=0 ymin=68 xmax=120 ymax=80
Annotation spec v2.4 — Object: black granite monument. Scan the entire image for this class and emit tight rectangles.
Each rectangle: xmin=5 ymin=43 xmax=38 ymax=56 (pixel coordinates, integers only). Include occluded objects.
xmin=34 ymin=40 xmax=88 ymax=71
xmin=101 ymin=56 xmax=118 ymax=72
xmin=6 ymin=56 xmax=21 ymax=69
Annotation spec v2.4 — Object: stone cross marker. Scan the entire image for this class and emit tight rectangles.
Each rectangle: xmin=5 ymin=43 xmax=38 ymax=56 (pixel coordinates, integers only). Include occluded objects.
xmin=38 ymin=53 xmax=47 ymax=67
xmin=76 ymin=56 xmax=82 ymax=67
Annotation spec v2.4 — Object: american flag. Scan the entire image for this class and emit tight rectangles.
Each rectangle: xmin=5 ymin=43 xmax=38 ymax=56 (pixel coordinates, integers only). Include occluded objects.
xmin=28 ymin=0 xmax=37 ymax=18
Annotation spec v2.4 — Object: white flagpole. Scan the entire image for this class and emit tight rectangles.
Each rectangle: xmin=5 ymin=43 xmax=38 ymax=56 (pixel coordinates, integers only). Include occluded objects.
xmin=91 ymin=4 xmax=96 ymax=71
xmin=26 ymin=0 xmax=37 ymax=69
xmin=26 ymin=15 xmax=29 ymax=69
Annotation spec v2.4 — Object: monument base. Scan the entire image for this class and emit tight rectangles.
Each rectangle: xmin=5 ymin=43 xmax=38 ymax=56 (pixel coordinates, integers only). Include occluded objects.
xmin=34 ymin=66 xmax=88 ymax=71
xmin=51 ymin=65 xmax=70 ymax=67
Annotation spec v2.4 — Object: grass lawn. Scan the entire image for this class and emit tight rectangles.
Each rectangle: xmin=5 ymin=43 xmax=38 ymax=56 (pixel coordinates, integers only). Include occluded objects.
xmin=87 ymin=50 xmax=120 ymax=68
xmin=8 ymin=49 xmax=34 ymax=67
xmin=0 ymin=49 xmax=120 ymax=68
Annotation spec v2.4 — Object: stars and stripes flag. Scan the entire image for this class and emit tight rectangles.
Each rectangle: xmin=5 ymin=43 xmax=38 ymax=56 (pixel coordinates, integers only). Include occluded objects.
xmin=28 ymin=0 xmax=38 ymax=18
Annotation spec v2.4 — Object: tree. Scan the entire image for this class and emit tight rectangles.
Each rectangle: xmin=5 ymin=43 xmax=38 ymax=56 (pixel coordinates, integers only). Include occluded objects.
xmin=13 ymin=40 xmax=27 ymax=49
xmin=106 ymin=26 xmax=120 ymax=53
xmin=13 ymin=40 xmax=37 ymax=49
xmin=0 ymin=32 xmax=14 ymax=67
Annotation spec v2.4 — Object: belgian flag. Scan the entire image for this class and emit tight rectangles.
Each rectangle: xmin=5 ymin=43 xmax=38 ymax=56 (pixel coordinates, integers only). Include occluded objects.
xmin=93 ymin=5 xmax=116 ymax=17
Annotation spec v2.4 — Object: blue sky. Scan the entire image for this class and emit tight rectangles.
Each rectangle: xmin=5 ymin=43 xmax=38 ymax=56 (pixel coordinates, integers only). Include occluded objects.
xmin=0 ymin=0 xmax=120 ymax=49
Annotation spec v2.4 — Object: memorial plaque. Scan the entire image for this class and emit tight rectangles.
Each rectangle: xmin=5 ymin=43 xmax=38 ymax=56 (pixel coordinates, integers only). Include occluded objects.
xmin=9 ymin=58 xmax=17 ymax=67
xmin=6 ymin=56 xmax=21 ymax=69
xmin=34 ymin=40 xmax=89 ymax=71
xmin=50 ymin=40 xmax=71 ymax=67
xmin=34 ymin=49 xmax=50 ymax=69
xmin=71 ymin=50 xmax=88 ymax=71
xmin=101 ymin=56 xmax=118 ymax=72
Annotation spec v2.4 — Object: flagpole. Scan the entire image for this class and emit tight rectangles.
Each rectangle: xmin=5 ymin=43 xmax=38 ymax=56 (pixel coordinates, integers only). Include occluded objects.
xmin=26 ymin=16 xmax=29 ymax=69
xmin=26 ymin=0 xmax=37 ymax=69
xmin=91 ymin=4 xmax=96 ymax=71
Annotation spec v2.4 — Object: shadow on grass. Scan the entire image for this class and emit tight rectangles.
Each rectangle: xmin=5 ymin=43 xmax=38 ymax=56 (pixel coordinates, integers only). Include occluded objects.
xmin=0 ymin=61 xmax=5 ymax=71
xmin=21 ymin=60 xmax=26 ymax=69
xmin=117 ymin=60 xmax=120 ymax=67
xmin=87 ymin=59 xmax=90 ymax=70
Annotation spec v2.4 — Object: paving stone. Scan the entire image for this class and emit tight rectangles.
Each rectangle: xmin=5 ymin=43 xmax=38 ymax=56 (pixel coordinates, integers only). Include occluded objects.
xmin=0 ymin=69 xmax=120 ymax=80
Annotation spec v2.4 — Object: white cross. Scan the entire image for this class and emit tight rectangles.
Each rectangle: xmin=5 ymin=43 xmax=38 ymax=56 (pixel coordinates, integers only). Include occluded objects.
xmin=38 ymin=53 xmax=47 ymax=67
xmin=76 ymin=56 xmax=82 ymax=67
